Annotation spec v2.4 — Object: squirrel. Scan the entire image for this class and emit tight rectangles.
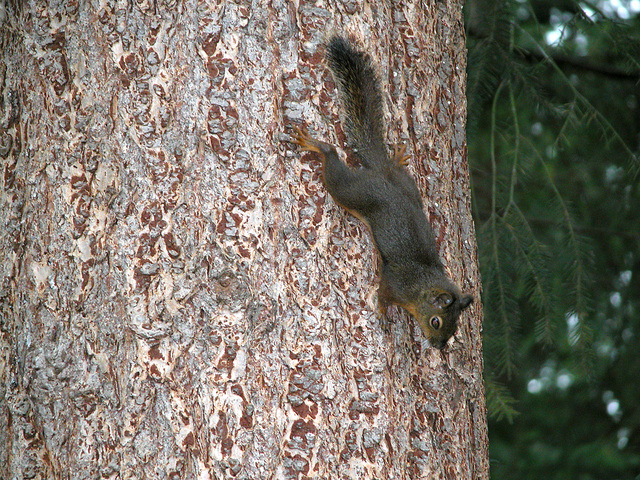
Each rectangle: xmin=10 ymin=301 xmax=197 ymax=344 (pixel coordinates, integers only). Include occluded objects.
xmin=293 ymin=35 xmax=473 ymax=350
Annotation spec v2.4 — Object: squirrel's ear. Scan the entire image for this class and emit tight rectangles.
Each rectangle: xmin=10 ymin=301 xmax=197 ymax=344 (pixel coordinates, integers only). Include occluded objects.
xmin=431 ymin=291 xmax=453 ymax=308
xmin=460 ymin=294 xmax=474 ymax=310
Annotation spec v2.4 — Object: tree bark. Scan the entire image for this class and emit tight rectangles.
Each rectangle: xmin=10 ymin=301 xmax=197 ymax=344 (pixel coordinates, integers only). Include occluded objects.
xmin=0 ymin=1 xmax=487 ymax=479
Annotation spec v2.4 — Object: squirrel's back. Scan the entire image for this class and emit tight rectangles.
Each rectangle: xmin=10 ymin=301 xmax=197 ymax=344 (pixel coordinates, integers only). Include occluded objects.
xmin=326 ymin=36 xmax=389 ymax=169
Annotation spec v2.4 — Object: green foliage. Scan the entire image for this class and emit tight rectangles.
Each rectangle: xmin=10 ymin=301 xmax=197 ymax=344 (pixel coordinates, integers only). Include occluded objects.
xmin=485 ymin=375 xmax=520 ymax=423
xmin=466 ymin=0 xmax=640 ymax=477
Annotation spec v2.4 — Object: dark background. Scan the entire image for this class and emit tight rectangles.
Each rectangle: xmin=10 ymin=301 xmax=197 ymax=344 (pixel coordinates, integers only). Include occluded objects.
xmin=465 ymin=0 xmax=640 ymax=478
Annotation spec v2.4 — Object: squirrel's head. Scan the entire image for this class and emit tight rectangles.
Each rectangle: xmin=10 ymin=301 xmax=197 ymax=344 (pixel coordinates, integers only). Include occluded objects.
xmin=410 ymin=288 xmax=473 ymax=350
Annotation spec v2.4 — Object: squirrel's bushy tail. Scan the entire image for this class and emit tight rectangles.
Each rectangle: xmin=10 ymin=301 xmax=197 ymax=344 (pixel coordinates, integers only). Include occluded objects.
xmin=326 ymin=36 xmax=389 ymax=169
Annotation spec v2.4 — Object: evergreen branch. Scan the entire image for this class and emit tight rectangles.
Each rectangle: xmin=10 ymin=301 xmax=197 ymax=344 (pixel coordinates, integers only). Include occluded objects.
xmin=519 ymin=135 xmax=594 ymax=349
xmin=467 ymin=1 xmax=517 ymax=133
xmin=490 ymin=81 xmax=518 ymax=377
xmin=485 ymin=376 xmax=519 ymax=423
xmin=500 ymin=207 xmax=555 ymax=344
xmin=474 ymin=208 xmax=640 ymax=240
xmin=552 ymin=102 xmax=579 ymax=150
xmin=518 ymin=26 xmax=639 ymax=171
xmin=467 ymin=40 xmax=508 ymax=133
xmin=504 ymin=84 xmax=520 ymax=216
xmin=514 ymin=47 xmax=640 ymax=81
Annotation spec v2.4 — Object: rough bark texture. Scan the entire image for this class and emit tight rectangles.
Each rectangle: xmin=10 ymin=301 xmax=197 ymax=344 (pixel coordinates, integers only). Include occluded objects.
xmin=0 ymin=1 xmax=487 ymax=479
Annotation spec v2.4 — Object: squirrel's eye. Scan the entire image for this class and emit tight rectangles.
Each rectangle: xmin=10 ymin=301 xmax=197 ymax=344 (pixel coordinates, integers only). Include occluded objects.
xmin=430 ymin=316 xmax=442 ymax=330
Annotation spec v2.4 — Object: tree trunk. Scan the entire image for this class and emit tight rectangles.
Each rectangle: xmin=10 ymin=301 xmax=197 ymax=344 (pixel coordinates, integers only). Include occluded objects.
xmin=0 ymin=1 xmax=487 ymax=479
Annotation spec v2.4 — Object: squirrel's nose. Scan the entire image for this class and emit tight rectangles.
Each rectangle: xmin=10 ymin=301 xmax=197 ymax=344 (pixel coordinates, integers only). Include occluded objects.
xmin=429 ymin=338 xmax=448 ymax=350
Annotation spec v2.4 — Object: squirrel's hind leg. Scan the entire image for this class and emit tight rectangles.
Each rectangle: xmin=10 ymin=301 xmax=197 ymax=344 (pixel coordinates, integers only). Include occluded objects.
xmin=293 ymin=127 xmax=379 ymax=219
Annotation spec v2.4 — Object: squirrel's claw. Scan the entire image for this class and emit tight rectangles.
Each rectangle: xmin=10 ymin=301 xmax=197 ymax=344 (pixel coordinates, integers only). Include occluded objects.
xmin=392 ymin=144 xmax=410 ymax=166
